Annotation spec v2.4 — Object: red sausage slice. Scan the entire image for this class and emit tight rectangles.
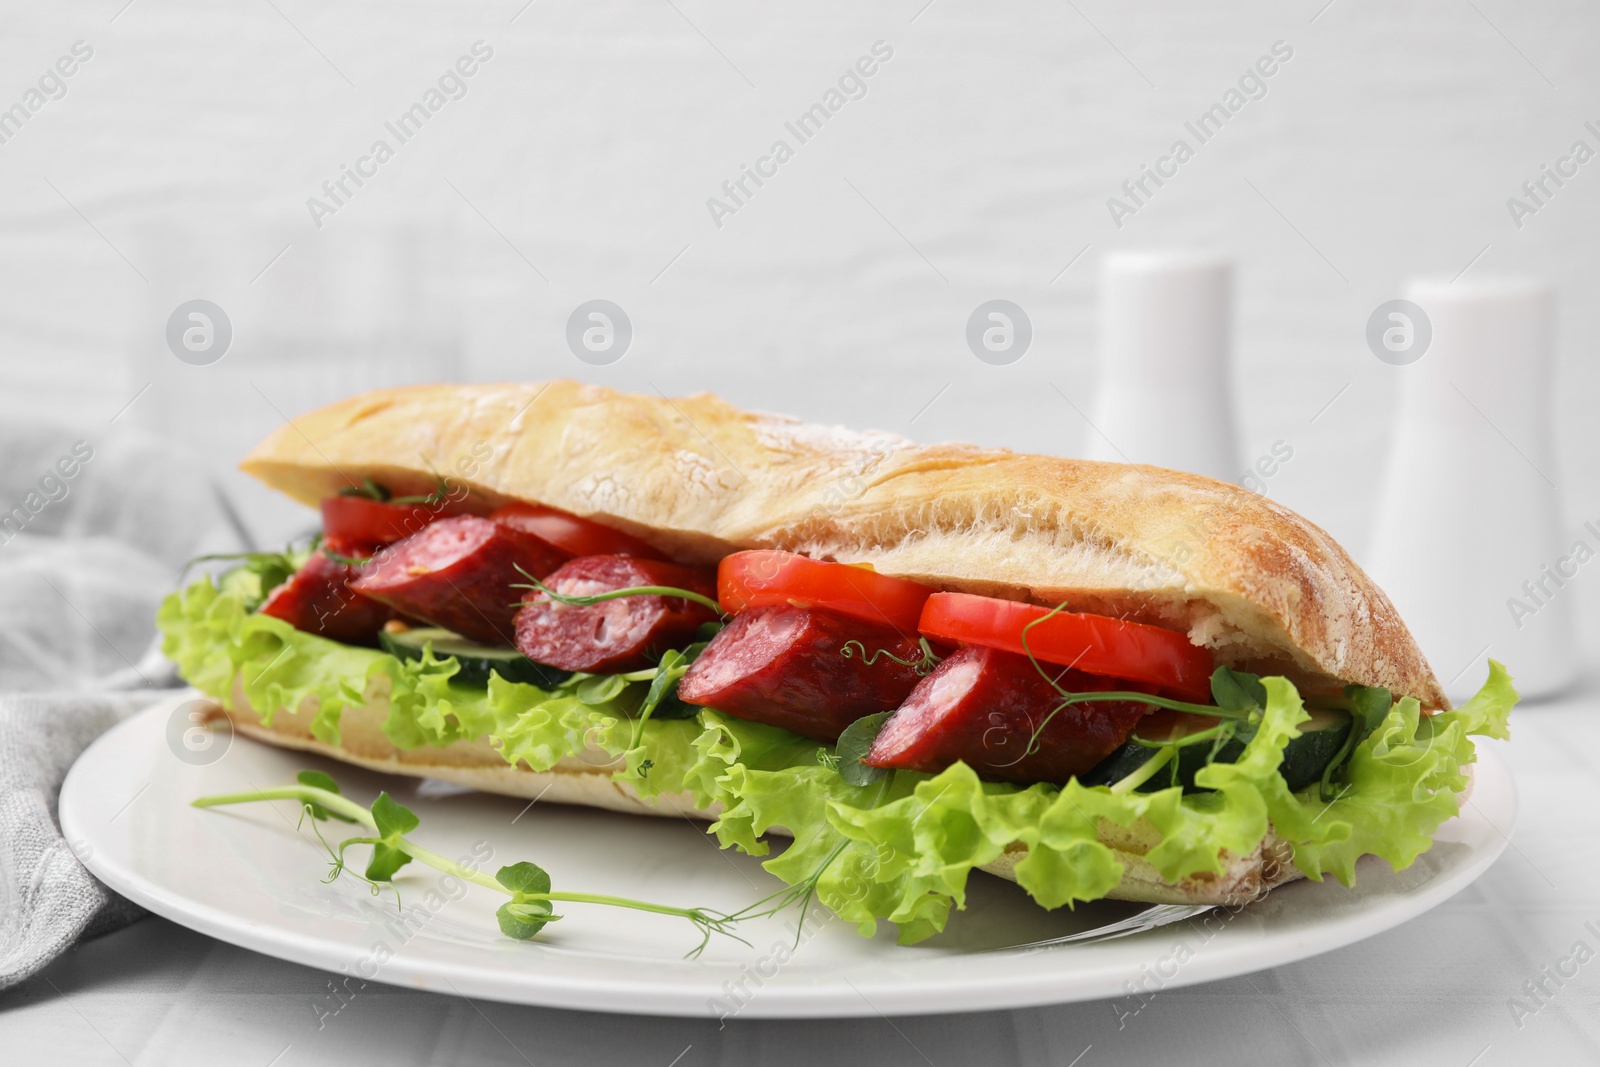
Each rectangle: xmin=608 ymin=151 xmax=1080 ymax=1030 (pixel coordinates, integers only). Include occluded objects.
xmin=259 ymin=548 xmax=394 ymax=646
xmin=864 ymin=645 xmax=1150 ymax=785
xmin=350 ymin=516 xmax=567 ymax=646
xmin=676 ymin=606 xmax=926 ymax=743
xmin=513 ymin=555 xmax=718 ymax=674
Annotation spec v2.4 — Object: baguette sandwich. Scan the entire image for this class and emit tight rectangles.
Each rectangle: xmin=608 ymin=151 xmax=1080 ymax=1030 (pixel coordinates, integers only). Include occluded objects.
xmin=161 ymin=380 xmax=1516 ymax=943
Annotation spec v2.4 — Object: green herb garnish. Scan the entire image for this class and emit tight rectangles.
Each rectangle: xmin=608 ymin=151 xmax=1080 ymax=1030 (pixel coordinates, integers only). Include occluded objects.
xmin=1315 ymin=683 xmax=1392 ymax=801
xmin=193 ymin=772 xmax=746 ymax=956
xmin=629 ymin=647 xmax=691 ymax=747
xmin=725 ymin=768 xmax=896 ymax=942
xmin=997 ymin=602 xmax=1260 ymax=779
xmin=390 ymin=467 xmax=460 ymax=506
xmin=336 ymin=478 xmax=392 ymax=502
xmin=180 ymin=540 xmax=315 ymax=611
xmin=832 ymin=711 xmax=893 ymax=787
xmin=839 ymin=636 xmax=943 ymax=676
xmin=337 ymin=470 xmax=457 ymax=508
xmin=510 ymin=566 xmax=723 ymax=616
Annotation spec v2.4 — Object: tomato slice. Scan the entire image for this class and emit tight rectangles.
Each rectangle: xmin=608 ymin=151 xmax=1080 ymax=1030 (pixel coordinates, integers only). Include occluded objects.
xmin=320 ymin=495 xmax=460 ymax=549
xmin=489 ymin=503 xmax=664 ymax=560
xmin=917 ymin=591 xmax=1213 ymax=701
xmin=718 ymin=550 xmax=934 ymax=635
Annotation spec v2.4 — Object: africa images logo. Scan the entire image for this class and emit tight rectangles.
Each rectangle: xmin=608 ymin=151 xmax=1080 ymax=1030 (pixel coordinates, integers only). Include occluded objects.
xmin=304 ymin=42 xmax=494 ymax=229
xmin=705 ymin=41 xmax=894 ymax=229
xmin=1106 ymin=40 xmax=1294 ymax=228
xmin=0 ymin=40 xmax=93 ymax=148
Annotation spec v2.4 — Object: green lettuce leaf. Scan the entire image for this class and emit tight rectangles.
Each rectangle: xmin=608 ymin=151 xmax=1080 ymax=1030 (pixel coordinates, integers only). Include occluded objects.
xmin=679 ymin=663 xmax=1516 ymax=944
xmin=160 ymin=574 xmax=1517 ymax=945
xmin=1247 ymin=663 xmax=1517 ymax=885
xmin=157 ymin=577 xmax=702 ymax=797
xmin=158 ymin=576 xmax=390 ymax=746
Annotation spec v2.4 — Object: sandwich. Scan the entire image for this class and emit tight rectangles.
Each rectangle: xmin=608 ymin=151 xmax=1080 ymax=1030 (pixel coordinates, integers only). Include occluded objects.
xmin=160 ymin=380 xmax=1516 ymax=944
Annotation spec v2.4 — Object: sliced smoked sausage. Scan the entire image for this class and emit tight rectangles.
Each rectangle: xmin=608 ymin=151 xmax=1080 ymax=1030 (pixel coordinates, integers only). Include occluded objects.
xmin=513 ymin=555 xmax=717 ymax=674
xmin=864 ymin=644 xmax=1150 ymax=785
xmin=676 ymin=605 xmax=926 ymax=742
xmin=350 ymin=516 xmax=568 ymax=646
xmin=259 ymin=547 xmax=394 ymax=646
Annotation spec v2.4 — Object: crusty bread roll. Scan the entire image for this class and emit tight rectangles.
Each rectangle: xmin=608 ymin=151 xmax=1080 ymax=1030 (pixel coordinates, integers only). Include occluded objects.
xmin=223 ymin=379 xmax=1448 ymax=907
xmin=242 ymin=379 xmax=1446 ymax=706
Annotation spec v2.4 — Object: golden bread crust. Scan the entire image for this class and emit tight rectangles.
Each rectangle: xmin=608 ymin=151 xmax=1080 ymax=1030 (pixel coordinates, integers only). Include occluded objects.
xmin=241 ymin=380 xmax=1445 ymax=706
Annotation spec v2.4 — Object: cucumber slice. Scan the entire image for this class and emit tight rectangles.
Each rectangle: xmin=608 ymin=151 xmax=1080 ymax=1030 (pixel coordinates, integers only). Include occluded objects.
xmin=1277 ymin=708 xmax=1355 ymax=790
xmin=1080 ymin=707 xmax=1352 ymax=793
xmin=379 ymin=627 xmax=571 ymax=689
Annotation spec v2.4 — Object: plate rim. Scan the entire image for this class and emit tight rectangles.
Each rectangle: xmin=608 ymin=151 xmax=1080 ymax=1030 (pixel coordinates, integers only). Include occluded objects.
xmin=61 ymin=693 xmax=1517 ymax=1018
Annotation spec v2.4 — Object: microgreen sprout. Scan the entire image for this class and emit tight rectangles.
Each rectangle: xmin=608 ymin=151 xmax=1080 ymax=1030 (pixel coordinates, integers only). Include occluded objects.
xmin=1109 ymin=719 xmax=1258 ymax=793
xmin=839 ymin=636 xmax=944 ymax=676
xmin=628 ymin=646 xmax=692 ymax=749
xmin=179 ymin=539 xmax=317 ymax=610
xmin=510 ymin=565 xmax=723 ymax=616
xmin=1109 ymin=746 xmax=1176 ymax=794
xmin=1315 ymin=684 xmax=1392 ymax=801
xmin=994 ymin=601 xmax=1264 ymax=773
xmin=181 ymin=548 xmax=296 ymax=581
xmin=394 ymin=464 xmax=464 ymax=507
xmin=337 ymin=470 xmax=459 ymax=508
xmin=724 ymin=770 xmax=896 ymax=944
xmin=998 ymin=601 xmax=1384 ymax=795
xmin=193 ymin=771 xmax=747 ymax=957
xmin=336 ymin=477 xmax=392 ymax=502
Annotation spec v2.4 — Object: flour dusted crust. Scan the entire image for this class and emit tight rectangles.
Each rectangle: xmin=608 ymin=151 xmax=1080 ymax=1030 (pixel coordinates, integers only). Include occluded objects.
xmin=210 ymin=684 xmax=1302 ymax=907
xmin=241 ymin=379 xmax=1446 ymax=706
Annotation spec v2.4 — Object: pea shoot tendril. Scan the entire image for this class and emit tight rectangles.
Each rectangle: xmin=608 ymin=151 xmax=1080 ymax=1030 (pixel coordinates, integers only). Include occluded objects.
xmin=193 ymin=770 xmax=746 ymax=957
xmin=839 ymin=636 xmax=943 ymax=676
xmin=509 ymin=565 xmax=723 ymax=616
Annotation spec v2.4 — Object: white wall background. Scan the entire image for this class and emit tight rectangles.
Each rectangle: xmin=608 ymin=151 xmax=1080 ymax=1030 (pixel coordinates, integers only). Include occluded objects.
xmin=2 ymin=0 xmax=1596 ymax=671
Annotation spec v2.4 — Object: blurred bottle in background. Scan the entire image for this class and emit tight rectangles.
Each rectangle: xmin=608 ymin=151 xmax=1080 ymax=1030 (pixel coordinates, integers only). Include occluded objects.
xmin=1369 ymin=278 xmax=1576 ymax=702
xmin=122 ymin=215 xmax=463 ymax=549
xmin=1086 ymin=250 xmax=1240 ymax=481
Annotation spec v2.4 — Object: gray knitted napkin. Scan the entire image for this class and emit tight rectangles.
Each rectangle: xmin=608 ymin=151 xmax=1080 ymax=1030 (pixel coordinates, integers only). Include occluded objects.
xmin=0 ymin=691 xmax=162 ymax=988
xmin=0 ymin=423 xmax=239 ymax=990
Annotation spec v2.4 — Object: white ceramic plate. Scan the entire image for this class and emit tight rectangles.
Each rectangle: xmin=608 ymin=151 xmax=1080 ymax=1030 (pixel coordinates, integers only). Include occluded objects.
xmin=61 ymin=693 xmax=1516 ymax=1018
